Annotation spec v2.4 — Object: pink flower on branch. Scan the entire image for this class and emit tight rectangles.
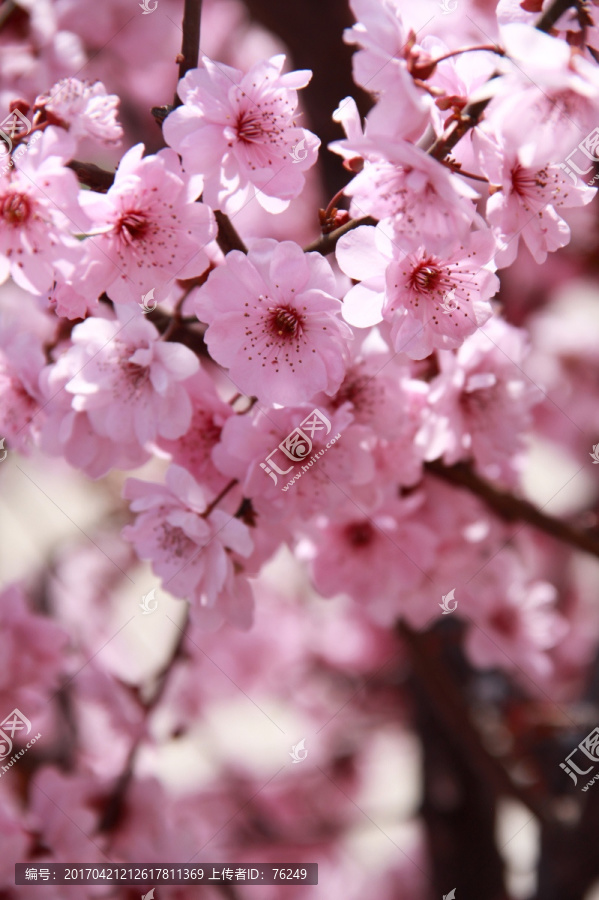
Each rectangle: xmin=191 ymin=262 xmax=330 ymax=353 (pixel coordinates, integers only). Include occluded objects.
xmin=34 ymin=77 xmax=123 ymax=144
xmin=39 ymin=311 xmax=200 ymax=477
xmin=337 ymin=224 xmax=498 ymax=359
xmin=331 ymin=105 xmax=479 ymax=252
xmin=195 ymin=239 xmax=353 ymax=406
xmin=79 ymin=144 xmax=216 ymax=306
xmin=0 ymin=126 xmax=87 ymax=295
xmin=476 ymin=131 xmax=595 ymax=266
xmin=123 ymin=465 xmax=254 ymax=630
xmin=61 ymin=312 xmax=200 ymax=447
xmin=163 ymin=54 xmax=319 ymax=215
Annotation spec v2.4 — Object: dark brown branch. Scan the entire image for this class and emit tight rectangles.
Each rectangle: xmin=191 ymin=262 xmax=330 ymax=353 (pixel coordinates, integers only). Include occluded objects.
xmin=426 ymin=460 xmax=599 ymax=559
xmin=214 ymin=209 xmax=248 ymax=255
xmin=0 ymin=1 xmax=17 ymax=31
xmin=67 ymin=160 xmax=115 ymax=193
xmin=303 ymin=214 xmax=376 ymax=255
xmin=535 ymin=0 xmax=582 ymax=32
xmin=174 ymin=0 xmax=203 ymax=107
xmin=397 ymin=621 xmax=552 ymax=823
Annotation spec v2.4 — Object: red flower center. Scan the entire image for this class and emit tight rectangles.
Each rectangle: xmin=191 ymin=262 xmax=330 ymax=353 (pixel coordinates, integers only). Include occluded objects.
xmin=236 ymin=109 xmax=267 ymax=144
xmin=410 ymin=262 xmax=442 ymax=293
xmin=1 ymin=192 xmax=31 ymax=226
xmin=344 ymin=521 xmax=375 ymax=548
xmin=117 ymin=211 xmax=150 ymax=242
xmin=268 ymin=305 xmax=303 ymax=340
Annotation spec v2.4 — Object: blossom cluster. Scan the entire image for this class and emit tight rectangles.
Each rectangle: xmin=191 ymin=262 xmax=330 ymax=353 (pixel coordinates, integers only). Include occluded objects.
xmin=1 ymin=0 xmax=599 ymax=893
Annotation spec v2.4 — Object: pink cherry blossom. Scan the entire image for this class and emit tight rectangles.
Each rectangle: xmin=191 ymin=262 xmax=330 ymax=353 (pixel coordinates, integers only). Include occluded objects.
xmin=213 ymin=402 xmax=373 ymax=524
xmin=0 ymin=332 xmax=45 ymax=452
xmin=332 ymin=122 xmax=480 ymax=252
xmin=163 ymin=54 xmax=319 ymax=215
xmin=78 ymin=143 xmax=216 ymax=305
xmin=34 ymin=77 xmax=123 ymax=144
xmin=476 ymin=131 xmax=595 ymax=266
xmin=463 ymin=554 xmax=568 ymax=682
xmin=39 ymin=358 xmax=150 ymax=479
xmin=337 ymin=223 xmax=498 ymax=358
xmin=155 ymin=365 xmax=234 ymax=492
xmin=122 ymin=464 xmax=254 ymax=629
xmin=59 ymin=311 xmax=200 ymax=447
xmin=299 ymin=494 xmax=438 ymax=624
xmin=195 ymin=239 xmax=353 ymax=405
xmin=343 ymin=0 xmax=433 ymax=142
xmin=418 ymin=317 xmax=542 ymax=483
xmin=0 ymin=126 xmax=86 ymax=294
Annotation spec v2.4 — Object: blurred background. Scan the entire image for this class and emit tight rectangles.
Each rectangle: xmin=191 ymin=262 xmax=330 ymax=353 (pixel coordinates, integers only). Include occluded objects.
xmin=2 ymin=1 xmax=599 ymax=899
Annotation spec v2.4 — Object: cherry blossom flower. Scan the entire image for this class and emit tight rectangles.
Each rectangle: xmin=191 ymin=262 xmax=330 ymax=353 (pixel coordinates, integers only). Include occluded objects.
xmin=213 ymin=402 xmax=373 ymax=524
xmin=163 ymin=55 xmax=319 ymax=215
xmin=0 ymin=126 xmax=86 ymax=294
xmin=195 ymin=239 xmax=353 ymax=405
xmin=476 ymin=131 xmax=595 ymax=266
xmin=337 ymin=223 xmax=498 ymax=358
xmin=155 ymin=366 xmax=234 ymax=493
xmin=0 ymin=332 xmax=45 ymax=452
xmin=34 ymin=77 xmax=123 ymax=143
xmin=39 ymin=358 xmax=150 ymax=479
xmin=343 ymin=0 xmax=433 ymax=141
xmin=78 ymin=144 xmax=216 ymax=305
xmin=331 ymin=114 xmax=479 ymax=251
xmin=463 ymin=554 xmax=568 ymax=681
xmin=418 ymin=318 xmax=542 ymax=483
xmin=489 ymin=23 xmax=599 ymax=160
xmin=59 ymin=311 xmax=200 ymax=448
xmin=298 ymin=495 xmax=438 ymax=624
xmin=122 ymin=465 xmax=254 ymax=629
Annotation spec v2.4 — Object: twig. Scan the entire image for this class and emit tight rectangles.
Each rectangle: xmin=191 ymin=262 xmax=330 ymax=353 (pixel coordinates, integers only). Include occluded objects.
xmin=428 ymin=0 xmax=582 ymax=161
xmin=303 ymin=215 xmax=376 ymax=256
xmin=174 ymin=0 xmax=203 ymax=107
xmin=535 ymin=0 xmax=582 ymax=32
xmin=98 ymin=611 xmax=190 ymax=833
xmin=67 ymin=160 xmax=115 ymax=193
xmin=214 ymin=209 xmax=248 ymax=255
xmin=426 ymin=460 xmax=599 ymax=559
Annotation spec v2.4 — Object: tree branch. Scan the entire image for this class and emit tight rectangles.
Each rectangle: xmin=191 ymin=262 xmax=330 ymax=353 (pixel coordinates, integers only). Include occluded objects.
xmin=214 ymin=209 xmax=248 ymax=255
xmin=99 ymin=612 xmax=190 ymax=833
xmin=428 ymin=0 xmax=582 ymax=161
xmin=398 ymin=621 xmax=552 ymax=823
xmin=426 ymin=460 xmax=599 ymax=559
xmin=303 ymin=214 xmax=376 ymax=255
xmin=535 ymin=0 xmax=582 ymax=32
xmin=67 ymin=160 xmax=115 ymax=192
xmin=0 ymin=0 xmax=17 ymax=31
xmin=174 ymin=0 xmax=203 ymax=106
